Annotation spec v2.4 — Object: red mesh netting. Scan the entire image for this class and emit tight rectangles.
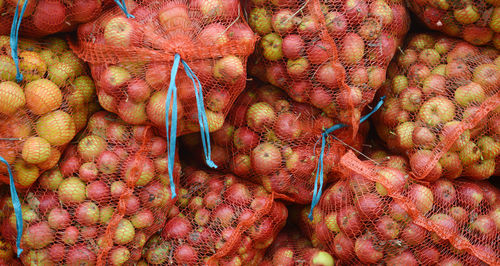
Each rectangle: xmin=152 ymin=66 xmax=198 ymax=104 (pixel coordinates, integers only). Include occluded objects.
xmin=0 ymin=110 xmax=181 ymax=265
xmin=287 ymin=144 xmax=411 ymax=252
xmin=310 ymin=150 xmax=499 ymax=265
xmin=179 ymin=81 xmax=371 ymax=204
xmin=70 ymin=0 xmax=256 ymax=137
xmin=140 ymin=169 xmax=288 ymax=265
xmin=245 ymin=0 xmax=409 ymax=135
xmin=0 ymin=35 xmax=98 ymax=189
xmin=0 ymin=0 xmax=115 ymax=37
xmin=259 ymin=224 xmax=335 ymax=266
xmin=373 ymin=33 xmax=500 ymax=181
xmin=408 ymin=0 xmax=500 ymax=48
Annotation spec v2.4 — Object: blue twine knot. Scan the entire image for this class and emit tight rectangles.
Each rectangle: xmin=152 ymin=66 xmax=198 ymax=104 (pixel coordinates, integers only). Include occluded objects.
xmin=166 ymin=54 xmax=217 ymax=199
xmin=113 ymin=0 xmax=135 ymax=18
xmin=10 ymin=0 xmax=30 ymax=83
xmin=0 ymin=156 xmax=23 ymax=257
xmin=308 ymin=96 xmax=385 ymax=221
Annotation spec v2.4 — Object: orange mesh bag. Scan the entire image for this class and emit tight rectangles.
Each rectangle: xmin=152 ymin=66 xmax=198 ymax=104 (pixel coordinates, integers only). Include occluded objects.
xmin=310 ymin=150 xmax=499 ymax=265
xmin=70 ymin=0 xmax=257 ymax=194
xmin=0 ymin=0 xmax=116 ymax=37
xmin=246 ymin=0 xmax=409 ymax=135
xmin=0 ymin=36 xmax=99 ymax=251
xmin=290 ymin=143 xmax=412 ymax=250
xmin=0 ymin=35 xmax=98 ymax=189
xmin=374 ymin=33 xmax=500 ymax=182
xmin=0 ymin=110 xmax=181 ymax=265
xmin=180 ymin=81 xmax=377 ymax=204
xmin=140 ymin=170 xmax=288 ymax=265
xmin=259 ymin=224 xmax=335 ymax=266
xmin=408 ymin=0 xmax=500 ymax=48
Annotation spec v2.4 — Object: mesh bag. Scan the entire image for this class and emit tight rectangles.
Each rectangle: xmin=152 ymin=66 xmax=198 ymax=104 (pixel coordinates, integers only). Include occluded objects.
xmin=374 ymin=33 xmax=500 ymax=181
xmin=71 ymin=0 xmax=256 ymax=135
xmin=0 ymin=110 xmax=181 ymax=265
xmin=408 ymin=0 xmax=500 ymax=48
xmin=246 ymin=0 xmax=409 ymax=135
xmin=310 ymin=150 xmax=499 ymax=265
xmin=140 ymin=170 xmax=288 ymax=265
xmin=291 ymin=147 xmax=410 ymax=252
xmin=0 ymin=35 xmax=98 ymax=189
xmin=260 ymin=224 xmax=335 ymax=266
xmin=0 ymin=0 xmax=115 ymax=37
xmin=180 ymin=81 xmax=373 ymax=204
xmin=71 ymin=0 xmax=257 ymax=193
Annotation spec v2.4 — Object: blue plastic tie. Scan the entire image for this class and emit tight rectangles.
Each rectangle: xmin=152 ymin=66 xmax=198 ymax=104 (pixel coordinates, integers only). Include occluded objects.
xmin=0 ymin=156 xmax=23 ymax=257
xmin=181 ymin=61 xmax=217 ymax=169
xmin=165 ymin=54 xmax=218 ymax=199
xmin=113 ymin=0 xmax=135 ymax=18
xmin=165 ymin=55 xmax=181 ymax=199
xmin=10 ymin=0 xmax=30 ymax=82
xmin=308 ymin=96 xmax=385 ymax=221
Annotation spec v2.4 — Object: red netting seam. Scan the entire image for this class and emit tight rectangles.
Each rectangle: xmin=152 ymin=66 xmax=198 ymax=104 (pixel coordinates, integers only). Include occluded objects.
xmin=412 ymin=92 xmax=500 ymax=180
xmin=206 ymin=192 xmax=276 ymax=265
xmin=69 ymin=37 xmax=256 ymax=65
xmin=96 ymin=126 xmax=153 ymax=265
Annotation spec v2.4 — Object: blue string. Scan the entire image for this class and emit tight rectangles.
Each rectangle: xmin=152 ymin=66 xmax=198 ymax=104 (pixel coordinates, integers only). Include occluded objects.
xmin=10 ymin=0 xmax=30 ymax=82
xmin=113 ymin=0 xmax=135 ymax=18
xmin=165 ymin=54 xmax=218 ymax=199
xmin=360 ymin=96 xmax=386 ymax=124
xmin=0 ymin=156 xmax=23 ymax=257
xmin=181 ymin=61 xmax=217 ymax=169
xmin=308 ymin=96 xmax=385 ymax=221
xmin=165 ymin=54 xmax=181 ymax=199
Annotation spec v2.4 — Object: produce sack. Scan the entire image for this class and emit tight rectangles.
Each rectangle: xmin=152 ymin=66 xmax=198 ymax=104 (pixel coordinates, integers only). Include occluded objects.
xmin=71 ymin=0 xmax=257 ymax=193
xmin=0 ymin=35 xmax=97 ymax=189
xmin=310 ymin=150 xmax=499 ymax=265
xmin=246 ymin=0 xmax=409 ymax=135
xmin=374 ymin=33 xmax=500 ymax=181
xmin=180 ymin=82 xmax=375 ymax=204
xmin=408 ymin=0 xmax=500 ymax=48
xmin=141 ymin=169 xmax=287 ymax=265
xmin=260 ymin=224 xmax=335 ymax=266
xmin=0 ymin=0 xmax=115 ymax=37
xmin=1 ymin=110 xmax=181 ymax=265
xmin=291 ymin=149 xmax=409 ymax=250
